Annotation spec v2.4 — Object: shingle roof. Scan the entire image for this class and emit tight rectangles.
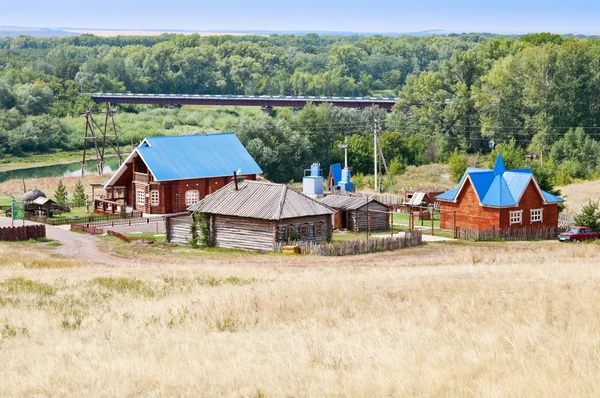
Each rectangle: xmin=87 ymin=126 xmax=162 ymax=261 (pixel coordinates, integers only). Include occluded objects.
xmin=187 ymin=180 xmax=336 ymax=220
xmin=320 ymin=195 xmax=388 ymax=210
xmin=105 ymin=133 xmax=262 ymax=186
xmin=436 ymin=154 xmax=564 ymax=207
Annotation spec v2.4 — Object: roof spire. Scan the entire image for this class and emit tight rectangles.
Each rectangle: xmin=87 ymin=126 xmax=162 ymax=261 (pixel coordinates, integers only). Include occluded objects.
xmin=493 ymin=154 xmax=506 ymax=175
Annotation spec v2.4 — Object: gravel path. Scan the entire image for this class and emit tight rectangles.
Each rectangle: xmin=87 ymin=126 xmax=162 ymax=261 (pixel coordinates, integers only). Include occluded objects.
xmin=0 ymin=217 xmax=150 ymax=267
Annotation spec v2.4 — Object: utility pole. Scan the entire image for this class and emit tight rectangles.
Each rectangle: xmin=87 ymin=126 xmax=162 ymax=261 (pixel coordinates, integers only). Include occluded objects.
xmin=338 ymin=136 xmax=349 ymax=169
xmin=374 ymin=119 xmax=378 ymax=192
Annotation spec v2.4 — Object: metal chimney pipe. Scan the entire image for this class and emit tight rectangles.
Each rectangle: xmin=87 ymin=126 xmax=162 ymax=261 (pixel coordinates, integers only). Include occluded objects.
xmin=233 ymin=171 xmax=238 ymax=190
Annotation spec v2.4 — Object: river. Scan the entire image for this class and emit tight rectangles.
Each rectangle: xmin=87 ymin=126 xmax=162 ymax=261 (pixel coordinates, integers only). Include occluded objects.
xmin=0 ymin=158 xmax=120 ymax=183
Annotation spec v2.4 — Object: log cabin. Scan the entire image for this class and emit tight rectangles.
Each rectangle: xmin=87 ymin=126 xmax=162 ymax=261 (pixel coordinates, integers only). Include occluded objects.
xmin=174 ymin=180 xmax=336 ymax=251
xmin=320 ymin=195 xmax=391 ymax=232
xmin=436 ymin=154 xmax=563 ymax=231
xmin=97 ymin=133 xmax=262 ymax=215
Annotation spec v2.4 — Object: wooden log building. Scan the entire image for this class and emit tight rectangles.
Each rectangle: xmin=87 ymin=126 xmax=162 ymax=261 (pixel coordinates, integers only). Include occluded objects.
xmin=168 ymin=180 xmax=337 ymax=251
xmin=98 ymin=133 xmax=262 ymax=215
xmin=437 ymin=154 xmax=563 ymax=231
xmin=320 ymin=195 xmax=391 ymax=232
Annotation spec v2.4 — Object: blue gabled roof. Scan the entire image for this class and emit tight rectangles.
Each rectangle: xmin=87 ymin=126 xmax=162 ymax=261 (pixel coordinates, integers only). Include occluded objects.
xmin=436 ymin=154 xmax=564 ymax=207
xmin=330 ymin=163 xmax=342 ymax=185
xmin=136 ymin=133 xmax=262 ymax=181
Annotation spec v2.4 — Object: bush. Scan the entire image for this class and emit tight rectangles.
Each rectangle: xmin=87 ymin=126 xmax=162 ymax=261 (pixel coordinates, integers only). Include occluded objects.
xmin=162 ymin=118 xmax=175 ymax=130
xmin=573 ymin=201 xmax=600 ymax=233
xmin=352 ymin=172 xmax=365 ymax=191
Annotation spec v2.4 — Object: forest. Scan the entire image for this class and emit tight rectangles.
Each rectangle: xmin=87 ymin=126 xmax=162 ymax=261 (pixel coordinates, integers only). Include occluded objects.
xmin=0 ymin=32 xmax=599 ymax=186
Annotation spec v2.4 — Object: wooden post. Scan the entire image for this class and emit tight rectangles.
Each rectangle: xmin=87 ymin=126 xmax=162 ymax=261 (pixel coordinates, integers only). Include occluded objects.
xmin=431 ymin=207 xmax=434 ymax=236
xmin=390 ymin=211 xmax=394 ymax=238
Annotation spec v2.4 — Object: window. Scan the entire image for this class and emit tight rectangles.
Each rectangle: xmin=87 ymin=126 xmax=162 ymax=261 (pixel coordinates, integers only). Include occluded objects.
xmin=136 ymin=189 xmax=145 ymax=206
xmin=114 ymin=187 xmax=126 ymax=199
xmin=185 ymin=190 xmax=199 ymax=206
xmin=300 ymin=223 xmax=310 ymax=240
xmin=315 ymin=222 xmax=323 ymax=237
xmin=286 ymin=225 xmax=297 ymax=241
xmin=509 ymin=210 xmax=523 ymax=225
xmin=530 ymin=208 xmax=542 ymax=223
xmin=150 ymin=190 xmax=159 ymax=206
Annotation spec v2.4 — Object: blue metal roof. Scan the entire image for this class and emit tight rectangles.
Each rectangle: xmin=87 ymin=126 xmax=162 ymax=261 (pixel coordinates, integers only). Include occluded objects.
xmin=330 ymin=163 xmax=342 ymax=185
xmin=436 ymin=154 xmax=563 ymax=207
xmin=137 ymin=133 xmax=262 ymax=181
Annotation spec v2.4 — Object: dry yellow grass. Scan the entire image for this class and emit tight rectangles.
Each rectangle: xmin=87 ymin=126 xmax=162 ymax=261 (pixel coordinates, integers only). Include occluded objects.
xmin=560 ymin=178 xmax=600 ymax=214
xmin=2 ymin=240 xmax=600 ymax=396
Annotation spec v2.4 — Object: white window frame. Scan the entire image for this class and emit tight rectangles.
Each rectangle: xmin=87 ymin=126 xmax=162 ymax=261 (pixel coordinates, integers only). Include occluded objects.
xmin=509 ymin=210 xmax=523 ymax=225
xmin=136 ymin=189 xmax=145 ymax=206
xmin=150 ymin=190 xmax=159 ymax=206
xmin=530 ymin=208 xmax=543 ymax=223
xmin=185 ymin=190 xmax=199 ymax=206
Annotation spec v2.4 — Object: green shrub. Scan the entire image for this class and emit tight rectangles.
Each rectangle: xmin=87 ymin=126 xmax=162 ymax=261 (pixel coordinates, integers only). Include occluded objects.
xmin=448 ymin=149 xmax=468 ymax=183
xmin=573 ymin=201 xmax=600 ymax=232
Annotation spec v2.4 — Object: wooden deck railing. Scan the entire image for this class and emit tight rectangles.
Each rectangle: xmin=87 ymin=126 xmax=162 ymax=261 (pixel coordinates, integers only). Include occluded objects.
xmin=134 ymin=172 xmax=148 ymax=184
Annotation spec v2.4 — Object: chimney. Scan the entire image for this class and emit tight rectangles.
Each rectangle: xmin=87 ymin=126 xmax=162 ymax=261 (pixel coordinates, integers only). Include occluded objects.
xmin=233 ymin=170 xmax=238 ymax=191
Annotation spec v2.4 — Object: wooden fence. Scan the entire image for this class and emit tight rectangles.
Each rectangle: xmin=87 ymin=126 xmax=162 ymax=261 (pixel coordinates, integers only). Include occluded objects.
xmin=275 ymin=231 xmax=422 ymax=256
xmin=76 ymin=216 xmax=166 ymax=229
xmin=0 ymin=225 xmax=46 ymax=241
xmin=454 ymin=226 xmax=558 ymax=241
xmin=25 ymin=211 xmax=144 ymax=226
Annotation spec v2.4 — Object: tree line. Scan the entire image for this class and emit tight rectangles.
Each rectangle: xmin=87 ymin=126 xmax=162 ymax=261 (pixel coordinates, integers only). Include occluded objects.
xmin=1 ymin=32 xmax=600 ymax=186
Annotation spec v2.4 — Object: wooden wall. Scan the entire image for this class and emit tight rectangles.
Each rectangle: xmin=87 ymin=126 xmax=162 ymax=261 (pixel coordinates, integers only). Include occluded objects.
xmin=165 ymin=216 xmax=192 ymax=245
xmin=350 ymin=202 xmax=390 ymax=232
xmin=498 ymin=182 xmax=559 ymax=228
xmin=166 ymin=213 xmax=334 ymax=251
xmin=212 ymin=215 xmax=277 ymax=251
xmin=439 ymin=179 xmax=499 ymax=230
xmin=276 ymin=215 xmax=333 ymax=244
xmin=440 ymin=179 xmax=559 ymax=230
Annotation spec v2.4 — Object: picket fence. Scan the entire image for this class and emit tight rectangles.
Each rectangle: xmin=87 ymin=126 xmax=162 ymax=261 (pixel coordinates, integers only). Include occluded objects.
xmin=276 ymin=231 xmax=422 ymax=256
xmin=454 ymin=226 xmax=558 ymax=241
xmin=0 ymin=225 xmax=46 ymax=241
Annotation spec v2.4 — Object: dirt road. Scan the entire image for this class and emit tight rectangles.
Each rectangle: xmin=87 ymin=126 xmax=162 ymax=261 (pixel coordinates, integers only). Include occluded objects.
xmin=0 ymin=218 xmax=149 ymax=266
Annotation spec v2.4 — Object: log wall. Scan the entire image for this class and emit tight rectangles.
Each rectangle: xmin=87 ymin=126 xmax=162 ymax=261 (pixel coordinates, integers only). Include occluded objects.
xmin=165 ymin=216 xmax=193 ymax=245
xmin=212 ymin=215 xmax=277 ymax=251
xmin=350 ymin=202 xmax=390 ymax=232
xmin=276 ymin=215 xmax=333 ymax=244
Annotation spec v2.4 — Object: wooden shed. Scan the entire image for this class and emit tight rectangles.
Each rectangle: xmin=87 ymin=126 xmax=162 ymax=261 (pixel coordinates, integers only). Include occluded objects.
xmin=320 ymin=195 xmax=391 ymax=232
xmin=172 ymin=180 xmax=336 ymax=251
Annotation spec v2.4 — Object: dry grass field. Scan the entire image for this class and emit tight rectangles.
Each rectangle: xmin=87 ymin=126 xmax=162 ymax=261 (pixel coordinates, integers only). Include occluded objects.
xmin=560 ymin=178 xmax=600 ymax=214
xmin=2 ymin=239 xmax=600 ymax=397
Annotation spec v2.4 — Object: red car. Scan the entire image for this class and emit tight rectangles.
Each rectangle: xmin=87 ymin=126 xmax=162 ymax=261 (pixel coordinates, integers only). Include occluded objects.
xmin=558 ymin=226 xmax=599 ymax=242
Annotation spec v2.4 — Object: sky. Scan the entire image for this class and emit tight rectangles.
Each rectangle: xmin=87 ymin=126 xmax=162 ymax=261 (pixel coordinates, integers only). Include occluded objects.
xmin=2 ymin=0 xmax=600 ymax=35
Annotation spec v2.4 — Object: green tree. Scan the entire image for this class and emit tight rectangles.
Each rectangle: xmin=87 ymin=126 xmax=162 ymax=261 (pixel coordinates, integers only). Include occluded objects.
xmin=488 ymin=138 xmax=526 ymax=170
xmin=54 ymin=180 xmax=67 ymax=206
xmin=72 ymin=179 xmax=86 ymax=208
xmin=448 ymin=149 xmax=469 ymax=182
xmin=573 ymin=201 xmax=600 ymax=233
